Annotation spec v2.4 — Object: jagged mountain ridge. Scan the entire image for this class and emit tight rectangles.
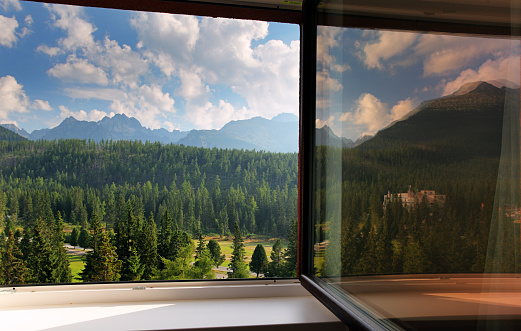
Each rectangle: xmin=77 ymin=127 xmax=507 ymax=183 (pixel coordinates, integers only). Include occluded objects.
xmin=9 ymin=113 xmax=299 ymax=153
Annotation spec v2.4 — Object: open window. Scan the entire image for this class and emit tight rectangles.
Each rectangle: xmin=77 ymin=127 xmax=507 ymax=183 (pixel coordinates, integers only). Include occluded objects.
xmin=300 ymin=0 xmax=521 ymax=329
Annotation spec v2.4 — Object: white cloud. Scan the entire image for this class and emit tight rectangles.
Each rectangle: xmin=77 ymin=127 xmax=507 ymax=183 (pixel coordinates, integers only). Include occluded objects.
xmin=0 ymin=75 xmax=29 ymax=120
xmin=0 ymin=75 xmax=53 ymax=122
xmin=48 ymin=55 xmax=109 ymax=85
xmin=46 ymin=4 xmax=97 ymax=51
xmin=185 ymin=100 xmax=252 ymax=130
xmin=32 ymin=99 xmax=52 ymax=111
xmin=442 ymin=55 xmax=521 ymax=95
xmin=341 ymin=94 xmax=415 ymax=135
xmin=415 ymin=34 xmax=511 ymax=76
xmin=36 ymin=44 xmax=62 ymax=56
xmin=18 ymin=14 xmax=32 ymax=38
xmin=238 ymin=39 xmax=300 ymax=119
xmin=131 ymin=14 xmax=299 ymax=129
xmin=390 ymin=98 xmax=414 ymax=120
xmin=0 ymin=0 xmax=21 ymax=11
xmin=98 ymin=37 xmax=148 ymax=88
xmin=177 ymin=67 xmax=208 ymax=102
xmin=130 ymin=12 xmax=199 ymax=77
xmin=317 ymin=26 xmax=344 ymax=68
xmin=109 ymin=84 xmax=176 ymax=129
xmin=0 ymin=15 xmax=18 ymax=47
xmin=163 ymin=121 xmax=180 ymax=132
xmin=316 ymin=116 xmax=335 ymax=128
xmin=58 ymin=105 xmax=109 ymax=122
xmin=362 ymin=31 xmax=418 ymax=70
xmin=317 ymin=70 xmax=342 ymax=93
xmin=360 ymin=31 xmax=514 ymax=79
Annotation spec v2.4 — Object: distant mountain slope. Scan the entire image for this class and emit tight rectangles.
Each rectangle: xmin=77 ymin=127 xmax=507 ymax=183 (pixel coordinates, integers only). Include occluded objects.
xmin=1 ymin=124 xmax=29 ymax=138
xmin=176 ymin=113 xmax=299 ymax=152
xmin=358 ymin=81 xmax=516 ymax=159
xmin=316 ymin=125 xmax=371 ymax=149
xmin=0 ymin=125 xmax=27 ymax=141
xmin=29 ymin=114 xmax=188 ymax=144
xmin=23 ymin=112 xmax=299 ymax=153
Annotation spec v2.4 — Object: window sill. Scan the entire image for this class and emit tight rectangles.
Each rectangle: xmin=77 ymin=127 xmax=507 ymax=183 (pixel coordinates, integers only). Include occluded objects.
xmin=0 ymin=279 xmax=346 ymax=331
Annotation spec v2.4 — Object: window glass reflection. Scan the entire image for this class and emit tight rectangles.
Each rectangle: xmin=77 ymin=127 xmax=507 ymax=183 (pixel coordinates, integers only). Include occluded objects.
xmin=314 ymin=23 xmax=521 ymax=328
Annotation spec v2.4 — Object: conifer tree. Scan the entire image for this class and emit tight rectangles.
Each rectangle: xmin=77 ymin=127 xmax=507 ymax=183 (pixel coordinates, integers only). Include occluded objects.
xmin=207 ymin=239 xmax=225 ymax=267
xmin=281 ymin=219 xmax=298 ymax=277
xmin=70 ymin=227 xmax=79 ymax=247
xmin=267 ymin=239 xmax=284 ymax=277
xmin=229 ymin=222 xmax=248 ymax=278
xmin=119 ymin=205 xmax=143 ymax=281
xmin=158 ymin=210 xmax=173 ymax=261
xmin=52 ymin=211 xmax=71 ymax=283
xmin=27 ymin=218 xmax=55 ymax=283
xmin=139 ymin=213 xmax=158 ymax=280
xmin=0 ymin=229 xmax=28 ymax=285
xmin=78 ymin=227 xmax=90 ymax=249
xmin=81 ymin=212 xmax=121 ymax=282
xmin=249 ymin=244 xmax=268 ymax=277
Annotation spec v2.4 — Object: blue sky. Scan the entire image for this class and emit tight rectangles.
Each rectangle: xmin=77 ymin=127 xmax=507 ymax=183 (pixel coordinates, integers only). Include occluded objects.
xmin=317 ymin=28 xmax=520 ymax=139
xmin=0 ymin=0 xmax=519 ymax=140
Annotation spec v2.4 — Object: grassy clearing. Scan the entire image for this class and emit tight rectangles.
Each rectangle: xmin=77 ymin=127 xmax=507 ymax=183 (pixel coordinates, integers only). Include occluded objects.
xmin=67 ymin=252 xmax=85 ymax=282
xmin=201 ymin=236 xmax=287 ymax=267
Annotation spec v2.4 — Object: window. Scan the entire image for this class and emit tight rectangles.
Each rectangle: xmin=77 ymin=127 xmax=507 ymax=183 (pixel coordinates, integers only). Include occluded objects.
xmin=2 ymin=0 xmax=521 ymax=330
xmin=0 ymin=0 xmax=299 ymax=285
xmin=300 ymin=0 xmax=521 ymax=329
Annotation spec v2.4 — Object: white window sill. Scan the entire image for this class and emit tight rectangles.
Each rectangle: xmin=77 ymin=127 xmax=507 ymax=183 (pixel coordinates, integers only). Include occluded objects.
xmin=0 ymin=279 xmax=346 ymax=331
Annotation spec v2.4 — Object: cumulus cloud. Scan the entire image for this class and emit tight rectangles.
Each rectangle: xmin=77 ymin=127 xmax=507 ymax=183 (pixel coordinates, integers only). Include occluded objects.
xmin=341 ymin=94 xmax=415 ymax=135
xmin=58 ymin=105 xmax=109 ymax=122
xmin=442 ymin=55 xmax=521 ymax=95
xmin=109 ymin=84 xmax=176 ymax=129
xmin=185 ymin=100 xmax=251 ymax=130
xmin=131 ymin=13 xmax=299 ymax=129
xmin=317 ymin=26 xmax=344 ymax=69
xmin=359 ymin=30 xmax=513 ymax=79
xmin=46 ymin=4 xmax=97 ymax=51
xmin=0 ymin=15 xmax=18 ymax=47
xmin=130 ymin=12 xmax=199 ymax=76
xmin=316 ymin=116 xmax=335 ymax=129
xmin=48 ymin=55 xmax=109 ymax=85
xmin=98 ymin=37 xmax=148 ymax=88
xmin=36 ymin=44 xmax=62 ymax=56
xmin=362 ymin=31 xmax=418 ymax=70
xmin=0 ymin=75 xmax=29 ymax=120
xmin=0 ymin=75 xmax=53 ymax=123
xmin=42 ymin=7 xmax=298 ymax=130
xmin=32 ymin=99 xmax=52 ymax=111
xmin=415 ymin=34 xmax=511 ymax=76
xmin=0 ymin=0 xmax=21 ymax=11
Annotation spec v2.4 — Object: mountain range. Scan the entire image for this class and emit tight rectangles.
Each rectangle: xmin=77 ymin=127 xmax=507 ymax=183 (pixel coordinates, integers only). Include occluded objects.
xmin=2 ymin=113 xmax=299 ymax=153
xmin=1 ymin=80 xmax=515 ymax=153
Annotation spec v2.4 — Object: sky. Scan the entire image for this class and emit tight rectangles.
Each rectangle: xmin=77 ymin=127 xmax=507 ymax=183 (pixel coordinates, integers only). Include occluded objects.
xmin=317 ymin=27 xmax=521 ymax=140
xmin=0 ymin=0 xmax=519 ymax=140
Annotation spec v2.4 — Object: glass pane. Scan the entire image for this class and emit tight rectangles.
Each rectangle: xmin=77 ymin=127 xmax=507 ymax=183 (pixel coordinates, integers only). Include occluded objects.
xmin=0 ymin=0 xmax=299 ymax=285
xmin=314 ymin=9 xmax=521 ymax=330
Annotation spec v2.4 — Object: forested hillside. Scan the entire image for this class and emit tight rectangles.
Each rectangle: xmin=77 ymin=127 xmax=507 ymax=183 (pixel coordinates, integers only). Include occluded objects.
xmin=0 ymin=126 xmax=26 ymax=142
xmin=318 ymin=82 xmax=519 ymax=276
xmin=0 ymin=139 xmax=297 ymax=237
